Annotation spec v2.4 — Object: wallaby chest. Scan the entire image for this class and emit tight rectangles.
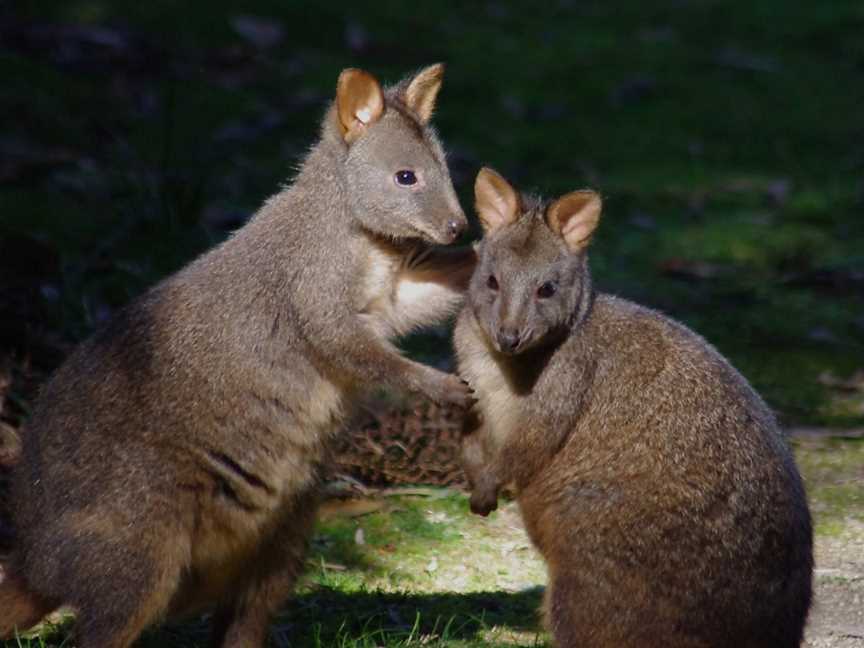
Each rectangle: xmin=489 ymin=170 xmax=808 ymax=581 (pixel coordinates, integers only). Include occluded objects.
xmin=358 ymin=237 xmax=423 ymax=338
xmin=456 ymin=315 xmax=524 ymax=446
xmin=359 ymin=238 xmax=402 ymax=314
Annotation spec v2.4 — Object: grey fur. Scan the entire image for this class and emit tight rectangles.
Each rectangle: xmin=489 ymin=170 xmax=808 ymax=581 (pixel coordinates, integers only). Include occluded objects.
xmin=0 ymin=65 xmax=475 ymax=647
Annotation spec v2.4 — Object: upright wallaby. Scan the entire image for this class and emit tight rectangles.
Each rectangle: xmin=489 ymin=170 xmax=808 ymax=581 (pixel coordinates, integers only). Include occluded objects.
xmin=0 ymin=65 xmax=476 ymax=647
xmin=455 ymin=168 xmax=813 ymax=648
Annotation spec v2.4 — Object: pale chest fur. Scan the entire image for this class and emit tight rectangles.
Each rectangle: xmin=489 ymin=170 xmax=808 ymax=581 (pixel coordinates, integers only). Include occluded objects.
xmin=455 ymin=314 xmax=523 ymax=448
xmin=359 ymin=238 xmax=401 ymax=321
xmin=357 ymin=238 xmax=442 ymax=339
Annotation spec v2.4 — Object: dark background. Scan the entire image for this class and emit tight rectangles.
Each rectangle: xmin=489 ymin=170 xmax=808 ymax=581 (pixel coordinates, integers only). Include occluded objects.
xmin=1 ymin=1 xmax=863 ymax=427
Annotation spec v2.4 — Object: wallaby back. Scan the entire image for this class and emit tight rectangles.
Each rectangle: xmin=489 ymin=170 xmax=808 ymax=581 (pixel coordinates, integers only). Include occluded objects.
xmin=455 ymin=168 xmax=813 ymax=648
xmin=3 ymin=65 xmax=474 ymax=648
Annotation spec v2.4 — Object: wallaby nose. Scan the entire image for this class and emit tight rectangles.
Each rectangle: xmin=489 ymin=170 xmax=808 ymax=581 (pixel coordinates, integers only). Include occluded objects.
xmin=497 ymin=329 xmax=521 ymax=354
xmin=446 ymin=218 xmax=465 ymax=241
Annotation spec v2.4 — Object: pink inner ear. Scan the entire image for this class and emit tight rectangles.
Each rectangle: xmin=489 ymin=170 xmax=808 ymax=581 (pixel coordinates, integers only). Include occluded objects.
xmin=336 ymin=69 xmax=384 ymax=139
xmin=405 ymin=64 xmax=444 ymax=123
xmin=552 ymin=192 xmax=601 ymax=250
xmin=561 ymin=216 xmax=596 ymax=247
xmin=488 ymin=193 xmax=515 ymax=227
xmin=475 ymin=168 xmax=520 ymax=233
xmin=478 ymin=191 xmax=517 ymax=232
xmin=351 ymin=87 xmax=384 ymax=130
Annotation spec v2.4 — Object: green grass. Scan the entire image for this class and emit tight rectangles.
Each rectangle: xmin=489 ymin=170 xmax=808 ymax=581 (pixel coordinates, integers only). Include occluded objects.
xmin=5 ymin=435 xmax=862 ymax=647
xmin=3 ymin=493 xmax=549 ymax=647
xmin=793 ymin=437 xmax=864 ymax=536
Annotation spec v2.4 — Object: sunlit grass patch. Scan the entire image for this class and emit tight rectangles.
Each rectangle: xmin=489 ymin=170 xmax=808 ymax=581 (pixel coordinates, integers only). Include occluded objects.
xmin=794 ymin=437 xmax=864 ymax=536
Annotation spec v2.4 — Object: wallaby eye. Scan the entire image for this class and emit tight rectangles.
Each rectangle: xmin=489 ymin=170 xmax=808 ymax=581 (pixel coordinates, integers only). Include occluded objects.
xmin=394 ymin=170 xmax=417 ymax=186
xmin=537 ymin=281 xmax=557 ymax=299
xmin=487 ymin=274 xmax=499 ymax=291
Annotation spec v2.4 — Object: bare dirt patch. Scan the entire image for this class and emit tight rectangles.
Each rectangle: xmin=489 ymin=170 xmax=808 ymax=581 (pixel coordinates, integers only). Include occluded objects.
xmin=805 ymin=522 xmax=864 ymax=647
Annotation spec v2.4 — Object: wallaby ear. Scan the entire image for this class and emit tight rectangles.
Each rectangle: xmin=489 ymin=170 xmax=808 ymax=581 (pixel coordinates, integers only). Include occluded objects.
xmin=403 ymin=63 xmax=444 ymax=124
xmin=474 ymin=167 xmax=521 ymax=234
xmin=546 ymin=190 xmax=602 ymax=252
xmin=336 ymin=68 xmax=385 ymax=143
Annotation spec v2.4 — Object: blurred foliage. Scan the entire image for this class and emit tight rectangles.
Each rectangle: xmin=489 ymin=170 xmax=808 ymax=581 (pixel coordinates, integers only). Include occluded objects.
xmin=1 ymin=0 xmax=862 ymax=425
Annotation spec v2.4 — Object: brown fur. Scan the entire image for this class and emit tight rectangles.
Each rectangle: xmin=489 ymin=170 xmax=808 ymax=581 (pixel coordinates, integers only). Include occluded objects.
xmin=1 ymin=65 xmax=475 ymax=647
xmin=456 ymin=169 xmax=813 ymax=648
xmin=0 ymin=569 xmax=56 ymax=637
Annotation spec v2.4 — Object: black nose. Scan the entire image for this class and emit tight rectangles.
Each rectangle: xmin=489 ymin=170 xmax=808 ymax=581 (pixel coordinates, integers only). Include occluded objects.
xmin=446 ymin=219 xmax=464 ymax=240
xmin=497 ymin=329 xmax=521 ymax=353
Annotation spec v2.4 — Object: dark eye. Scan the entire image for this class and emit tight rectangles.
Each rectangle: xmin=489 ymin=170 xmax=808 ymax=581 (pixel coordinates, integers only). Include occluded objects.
xmin=537 ymin=282 xmax=557 ymax=299
xmin=395 ymin=170 xmax=417 ymax=186
xmin=487 ymin=274 xmax=499 ymax=291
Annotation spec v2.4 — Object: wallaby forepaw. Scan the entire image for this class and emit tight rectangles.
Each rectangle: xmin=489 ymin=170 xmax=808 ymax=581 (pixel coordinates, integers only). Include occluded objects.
xmin=469 ymin=491 xmax=498 ymax=517
xmin=436 ymin=375 xmax=477 ymax=409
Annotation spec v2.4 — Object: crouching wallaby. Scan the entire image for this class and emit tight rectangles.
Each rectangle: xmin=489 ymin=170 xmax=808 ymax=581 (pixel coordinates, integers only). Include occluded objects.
xmin=455 ymin=168 xmax=813 ymax=648
xmin=0 ymin=65 xmax=476 ymax=647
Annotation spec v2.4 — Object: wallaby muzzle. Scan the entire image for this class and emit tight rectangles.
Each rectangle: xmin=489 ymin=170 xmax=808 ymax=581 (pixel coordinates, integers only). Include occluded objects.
xmin=423 ymin=209 xmax=467 ymax=244
xmin=496 ymin=328 xmax=522 ymax=354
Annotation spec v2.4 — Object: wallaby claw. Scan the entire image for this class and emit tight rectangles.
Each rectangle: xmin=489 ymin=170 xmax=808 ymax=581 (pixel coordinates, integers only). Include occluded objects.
xmin=436 ymin=374 xmax=476 ymax=410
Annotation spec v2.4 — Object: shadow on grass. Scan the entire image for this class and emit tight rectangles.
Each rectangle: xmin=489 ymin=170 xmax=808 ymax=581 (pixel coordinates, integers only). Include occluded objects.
xmin=1 ymin=588 xmax=544 ymax=648
xmin=133 ymin=587 xmax=546 ymax=647
xmin=286 ymin=587 xmax=544 ymax=641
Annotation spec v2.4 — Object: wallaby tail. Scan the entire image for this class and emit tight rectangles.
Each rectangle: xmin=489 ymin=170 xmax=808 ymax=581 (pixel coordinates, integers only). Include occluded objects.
xmin=0 ymin=569 xmax=53 ymax=638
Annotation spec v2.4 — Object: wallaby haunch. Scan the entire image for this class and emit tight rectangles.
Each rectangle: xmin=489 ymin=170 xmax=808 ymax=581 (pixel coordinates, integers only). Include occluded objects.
xmin=0 ymin=65 xmax=476 ymax=647
xmin=455 ymin=168 xmax=813 ymax=648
